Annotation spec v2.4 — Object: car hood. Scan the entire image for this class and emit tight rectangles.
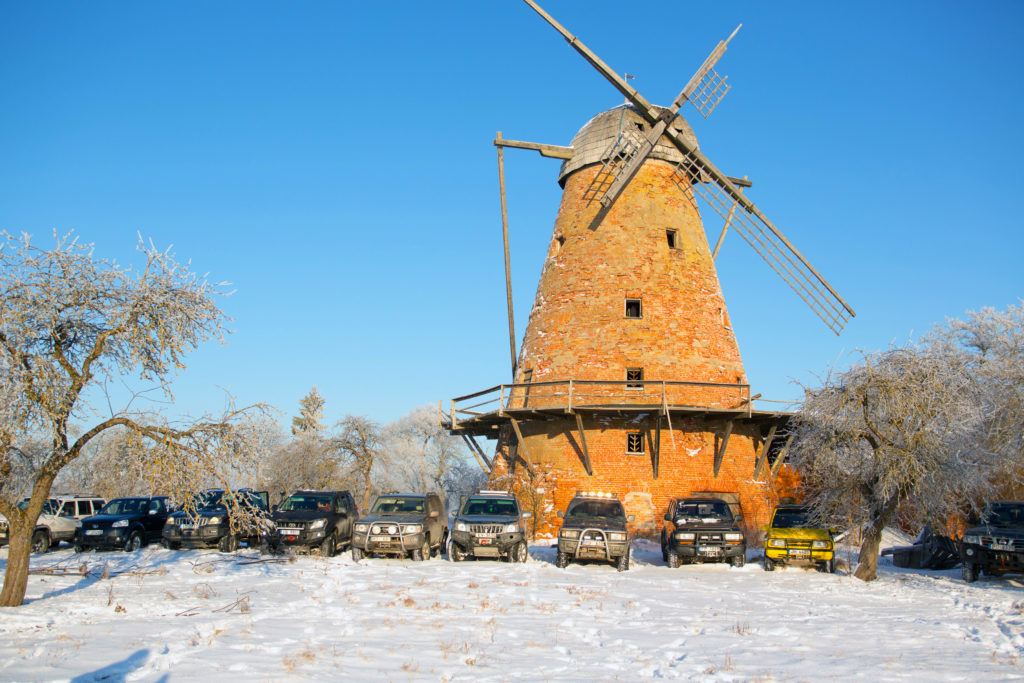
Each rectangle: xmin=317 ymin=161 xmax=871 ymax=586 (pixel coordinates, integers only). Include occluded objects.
xmin=767 ymin=527 xmax=831 ymax=540
xmin=562 ymin=516 xmax=626 ymax=532
xmin=457 ymin=515 xmax=518 ymax=525
xmin=358 ymin=513 xmax=427 ymax=525
xmin=169 ymin=509 xmax=226 ymax=520
xmin=966 ymin=524 xmax=1024 ymax=540
xmin=82 ymin=514 xmax=143 ymax=527
xmin=273 ymin=510 xmax=331 ymax=524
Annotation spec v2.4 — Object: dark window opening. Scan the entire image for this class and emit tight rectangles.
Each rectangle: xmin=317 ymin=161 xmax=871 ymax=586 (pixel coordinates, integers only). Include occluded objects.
xmin=626 ymin=367 xmax=644 ymax=390
xmin=666 ymin=229 xmax=678 ymax=249
xmin=625 ymin=298 xmax=642 ymax=319
xmin=627 ymin=432 xmax=644 ymax=455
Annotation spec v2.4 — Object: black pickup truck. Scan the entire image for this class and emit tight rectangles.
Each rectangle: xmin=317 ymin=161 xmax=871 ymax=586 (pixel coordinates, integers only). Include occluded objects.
xmin=263 ymin=490 xmax=357 ymax=557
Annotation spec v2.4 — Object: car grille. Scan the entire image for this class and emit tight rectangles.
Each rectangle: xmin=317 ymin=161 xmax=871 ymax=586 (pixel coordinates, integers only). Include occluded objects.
xmin=370 ymin=524 xmax=401 ymax=535
xmin=581 ymin=530 xmax=606 ymax=543
xmin=698 ymin=533 xmax=723 ymax=543
xmin=786 ymin=540 xmax=812 ymax=549
xmin=469 ymin=524 xmax=504 ymax=535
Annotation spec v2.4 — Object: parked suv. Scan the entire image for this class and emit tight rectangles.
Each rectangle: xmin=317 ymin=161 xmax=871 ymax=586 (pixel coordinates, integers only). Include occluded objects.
xmin=0 ymin=495 xmax=106 ymax=554
xmin=762 ymin=504 xmax=835 ymax=572
xmin=661 ymin=497 xmax=746 ymax=568
xmin=556 ymin=491 xmax=632 ymax=571
xmin=960 ymin=501 xmax=1024 ymax=582
xmin=449 ymin=490 xmax=531 ymax=562
xmin=351 ymin=492 xmax=446 ymax=561
xmin=74 ymin=496 xmax=173 ymax=552
xmin=163 ymin=488 xmax=270 ymax=552
xmin=263 ymin=490 xmax=357 ymax=557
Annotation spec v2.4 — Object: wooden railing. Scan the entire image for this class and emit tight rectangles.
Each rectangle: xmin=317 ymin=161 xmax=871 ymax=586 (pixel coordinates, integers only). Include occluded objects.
xmin=449 ymin=379 xmax=751 ymax=430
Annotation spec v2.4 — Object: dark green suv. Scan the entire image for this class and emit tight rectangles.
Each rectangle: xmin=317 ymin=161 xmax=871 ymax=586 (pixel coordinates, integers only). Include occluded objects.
xmin=960 ymin=501 xmax=1024 ymax=582
xmin=556 ymin=491 xmax=632 ymax=571
xmin=449 ymin=490 xmax=530 ymax=562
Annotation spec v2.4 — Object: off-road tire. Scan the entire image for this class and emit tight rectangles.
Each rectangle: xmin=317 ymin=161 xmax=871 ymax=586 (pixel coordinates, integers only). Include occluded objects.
xmin=731 ymin=554 xmax=745 ymax=568
xmin=125 ymin=531 xmax=144 ymax=552
xmin=411 ymin=538 xmax=430 ymax=562
xmin=513 ymin=540 xmax=528 ymax=563
xmin=666 ymin=547 xmax=680 ymax=569
xmin=555 ymin=551 xmax=569 ymax=569
xmin=320 ymin=534 xmax=337 ymax=558
xmin=163 ymin=539 xmax=181 ymax=550
xmin=218 ymin=533 xmax=239 ymax=553
xmin=448 ymin=540 xmax=465 ymax=562
xmin=616 ymin=546 xmax=631 ymax=572
xmin=763 ymin=555 xmax=775 ymax=572
xmin=962 ymin=561 xmax=979 ymax=583
xmin=352 ymin=546 xmax=364 ymax=562
xmin=73 ymin=543 xmax=86 ymax=553
xmin=31 ymin=530 xmax=50 ymax=555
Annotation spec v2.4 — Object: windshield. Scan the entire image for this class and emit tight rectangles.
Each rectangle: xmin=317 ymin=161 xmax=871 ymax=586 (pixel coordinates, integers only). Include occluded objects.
xmin=772 ymin=508 xmax=813 ymax=528
xmin=280 ymin=495 xmax=333 ymax=512
xmin=675 ymin=501 xmax=732 ymax=522
xmin=462 ymin=498 xmax=518 ymax=516
xmin=984 ymin=503 xmax=1024 ymax=528
xmin=566 ymin=500 xmax=623 ymax=519
xmin=18 ymin=498 xmax=57 ymax=514
xmin=372 ymin=496 xmax=425 ymax=514
xmin=101 ymin=498 xmax=147 ymax=516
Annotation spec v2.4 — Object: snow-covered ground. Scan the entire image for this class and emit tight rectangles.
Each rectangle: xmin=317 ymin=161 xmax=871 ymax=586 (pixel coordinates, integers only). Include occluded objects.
xmin=1 ymin=537 xmax=1021 ymax=681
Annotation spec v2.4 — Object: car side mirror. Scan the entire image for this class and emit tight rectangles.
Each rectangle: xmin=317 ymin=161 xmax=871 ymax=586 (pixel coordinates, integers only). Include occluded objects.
xmin=829 ymin=527 xmax=836 ymax=535
xmin=148 ymin=509 xmax=157 ymax=515
xmin=521 ymin=512 xmax=532 ymax=519
xmin=663 ymin=512 xmax=672 ymax=521
xmin=627 ymin=515 xmax=635 ymax=523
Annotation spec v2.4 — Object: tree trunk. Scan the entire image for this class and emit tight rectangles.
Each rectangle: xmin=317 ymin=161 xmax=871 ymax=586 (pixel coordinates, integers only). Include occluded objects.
xmin=0 ymin=520 xmax=33 ymax=607
xmin=854 ymin=497 xmax=898 ymax=581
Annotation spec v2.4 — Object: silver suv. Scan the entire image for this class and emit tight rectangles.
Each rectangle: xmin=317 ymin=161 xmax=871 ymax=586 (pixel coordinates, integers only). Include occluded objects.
xmin=0 ymin=495 xmax=106 ymax=553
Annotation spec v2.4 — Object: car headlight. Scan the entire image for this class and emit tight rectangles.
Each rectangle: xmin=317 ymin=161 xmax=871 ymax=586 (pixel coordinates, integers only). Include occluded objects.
xmin=675 ymin=532 xmax=696 ymax=540
xmin=75 ymin=520 xmax=83 ymax=528
xmin=455 ymin=521 xmax=468 ymax=532
xmin=812 ymin=540 xmax=830 ymax=549
xmin=768 ymin=539 xmax=786 ymax=548
xmin=402 ymin=524 xmax=422 ymax=534
xmin=112 ymin=520 xmax=129 ymax=528
xmin=560 ymin=529 xmax=579 ymax=539
xmin=504 ymin=523 xmax=519 ymax=533
xmin=354 ymin=523 xmax=368 ymax=533
xmin=309 ymin=519 xmax=326 ymax=530
xmin=608 ymin=532 xmax=626 ymax=541
xmin=204 ymin=516 xmax=223 ymax=526
xmin=963 ymin=534 xmax=981 ymax=545
xmin=724 ymin=533 xmax=743 ymax=541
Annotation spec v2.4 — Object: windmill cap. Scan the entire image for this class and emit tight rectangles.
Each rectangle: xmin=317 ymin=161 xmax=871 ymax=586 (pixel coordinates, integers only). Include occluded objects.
xmin=557 ymin=104 xmax=699 ymax=187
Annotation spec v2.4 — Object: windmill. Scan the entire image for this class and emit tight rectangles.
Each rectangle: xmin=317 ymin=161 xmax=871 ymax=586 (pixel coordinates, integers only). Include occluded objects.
xmin=446 ymin=1 xmax=853 ymax=535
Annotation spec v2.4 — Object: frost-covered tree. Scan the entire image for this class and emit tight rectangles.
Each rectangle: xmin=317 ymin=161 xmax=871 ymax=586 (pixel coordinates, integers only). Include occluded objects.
xmin=0 ymin=232 xmax=260 ymax=606
xmin=790 ymin=344 xmax=992 ymax=581
xmin=333 ymin=415 xmax=385 ymax=510
xmin=291 ymin=386 xmax=326 ymax=435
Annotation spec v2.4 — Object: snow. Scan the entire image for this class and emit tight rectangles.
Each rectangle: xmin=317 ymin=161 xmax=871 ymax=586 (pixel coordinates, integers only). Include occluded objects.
xmin=1 ymin=539 xmax=1022 ymax=681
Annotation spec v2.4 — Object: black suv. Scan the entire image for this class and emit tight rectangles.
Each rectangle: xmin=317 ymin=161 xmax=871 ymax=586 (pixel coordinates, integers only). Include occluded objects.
xmin=351 ymin=492 xmax=446 ymax=561
xmin=660 ymin=497 xmax=746 ymax=568
xmin=449 ymin=490 xmax=531 ymax=562
xmin=556 ymin=491 xmax=632 ymax=571
xmin=263 ymin=490 xmax=357 ymax=557
xmin=163 ymin=488 xmax=270 ymax=552
xmin=74 ymin=496 xmax=173 ymax=552
xmin=960 ymin=501 xmax=1024 ymax=582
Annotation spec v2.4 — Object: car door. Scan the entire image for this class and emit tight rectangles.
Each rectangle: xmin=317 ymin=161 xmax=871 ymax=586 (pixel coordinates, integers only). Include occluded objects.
xmin=144 ymin=499 xmax=165 ymax=541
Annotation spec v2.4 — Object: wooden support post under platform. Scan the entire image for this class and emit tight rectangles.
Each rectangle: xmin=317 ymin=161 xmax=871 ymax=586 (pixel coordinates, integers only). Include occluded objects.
xmin=496 ymin=131 xmax=518 ymax=378
xmin=653 ymin=413 xmax=662 ymax=479
xmin=460 ymin=434 xmax=492 ymax=474
xmin=572 ymin=412 xmax=593 ymax=476
xmin=713 ymin=420 xmax=734 ymax=477
xmin=753 ymin=424 xmax=777 ymax=481
xmin=508 ymin=418 xmax=534 ymax=473
xmin=770 ymin=433 xmax=795 ymax=479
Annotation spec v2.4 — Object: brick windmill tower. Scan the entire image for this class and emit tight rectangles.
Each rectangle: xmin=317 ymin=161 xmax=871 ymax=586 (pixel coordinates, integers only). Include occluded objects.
xmin=446 ymin=1 xmax=854 ymax=536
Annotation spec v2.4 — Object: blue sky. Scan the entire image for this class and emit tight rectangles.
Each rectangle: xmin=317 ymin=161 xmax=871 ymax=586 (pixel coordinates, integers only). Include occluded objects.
xmin=2 ymin=2 xmax=1022 ymax=428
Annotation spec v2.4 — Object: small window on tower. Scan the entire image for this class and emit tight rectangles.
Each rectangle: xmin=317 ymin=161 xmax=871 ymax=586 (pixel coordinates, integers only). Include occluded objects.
xmin=625 ymin=298 xmax=642 ymax=319
xmin=666 ymin=229 xmax=678 ymax=249
xmin=626 ymin=432 xmax=644 ymax=455
xmin=626 ymin=367 xmax=644 ymax=390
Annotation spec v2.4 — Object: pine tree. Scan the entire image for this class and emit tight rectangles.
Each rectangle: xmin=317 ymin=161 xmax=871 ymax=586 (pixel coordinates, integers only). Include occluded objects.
xmin=291 ymin=387 xmax=326 ymax=434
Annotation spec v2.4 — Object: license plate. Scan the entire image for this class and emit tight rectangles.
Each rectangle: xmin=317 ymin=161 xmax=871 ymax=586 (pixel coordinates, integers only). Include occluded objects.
xmin=699 ymin=546 xmax=721 ymax=555
xmin=789 ymin=549 xmax=810 ymax=556
xmin=476 ymin=533 xmax=496 ymax=538
xmin=478 ymin=538 xmax=492 ymax=545
xmin=181 ymin=523 xmax=197 ymax=530
xmin=584 ymin=539 xmax=604 ymax=547
xmin=278 ymin=529 xmax=301 ymax=535
xmin=991 ymin=543 xmax=1013 ymax=551
xmin=371 ymin=535 xmax=391 ymax=542
xmin=85 ymin=529 xmax=103 ymax=536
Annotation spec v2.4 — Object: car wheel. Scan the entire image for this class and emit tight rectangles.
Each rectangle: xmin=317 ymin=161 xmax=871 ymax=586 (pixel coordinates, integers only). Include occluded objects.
xmin=73 ymin=543 xmax=86 ymax=553
xmin=616 ymin=546 xmax=631 ymax=572
xmin=320 ymin=534 xmax=336 ymax=558
xmin=448 ymin=539 xmax=465 ymax=562
xmin=825 ymin=558 xmax=836 ymax=574
xmin=31 ymin=530 xmax=50 ymax=555
xmin=731 ymin=554 xmax=745 ymax=568
xmin=514 ymin=540 xmax=529 ymax=563
xmin=125 ymin=531 xmax=144 ymax=552
xmin=218 ymin=533 xmax=239 ymax=553
xmin=352 ymin=546 xmax=364 ymax=562
xmin=411 ymin=538 xmax=429 ymax=562
xmin=962 ymin=561 xmax=979 ymax=583
xmin=163 ymin=539 xmax=181 ymax=550
xmin=763 ymin=555 xmax=775 ymax=572
xmin=666 ymin=548 xmax=680 ymax=569
xmin=555 ymin=551 xmax=569 ymax=569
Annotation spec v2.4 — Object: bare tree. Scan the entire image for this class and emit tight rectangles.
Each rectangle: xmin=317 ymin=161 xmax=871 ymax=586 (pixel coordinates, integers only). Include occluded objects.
xmin=334 ymin=415 xmax=384 ymax=510
xmin=0 ymin=231 xmax=259 ymax=606
xmin=789 ymin=344 xmax=992 ymax=581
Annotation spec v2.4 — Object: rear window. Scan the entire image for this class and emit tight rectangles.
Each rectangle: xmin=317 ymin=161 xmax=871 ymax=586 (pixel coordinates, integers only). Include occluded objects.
xmin=462 ymin=498 xmax=518 ymax=516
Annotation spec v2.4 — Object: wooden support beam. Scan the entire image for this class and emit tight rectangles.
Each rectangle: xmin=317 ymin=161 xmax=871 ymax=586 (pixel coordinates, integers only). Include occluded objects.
xmin=496 ymin=131 xmax=518 ymax=378
xmin=753 ymin=424 xmax=777 ymax=480
xmin=509 ymin=418 xmax=535 ymax=472
xmin=770 ymin=433 xmax=795 ymax=479
xmin=713 ymin=420 xmax=734 ymax=477
xmin=460 ymin=434 xmax=492 ymax=474
xmin=653 ymin=413 xmax=662 ymax=479
xmin=573 ymin=412 xmax=593 ymax=476
xmin=493 ymin=137 xmax=574 ymax=159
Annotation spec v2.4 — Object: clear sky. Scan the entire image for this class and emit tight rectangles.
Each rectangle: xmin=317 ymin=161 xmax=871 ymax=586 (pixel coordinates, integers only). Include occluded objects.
xmin=2 ymin=1 xmax=1022 ymax=428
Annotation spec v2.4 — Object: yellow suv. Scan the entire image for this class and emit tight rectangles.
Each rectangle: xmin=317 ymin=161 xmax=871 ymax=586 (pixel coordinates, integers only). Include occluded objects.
xmin=763 ymin=504 xmax=835 ymax=573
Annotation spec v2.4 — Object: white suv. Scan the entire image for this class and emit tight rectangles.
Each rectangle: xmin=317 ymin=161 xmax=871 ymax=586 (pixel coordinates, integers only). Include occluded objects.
xmin=0 ymin=495 xmax=106 ymax=553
